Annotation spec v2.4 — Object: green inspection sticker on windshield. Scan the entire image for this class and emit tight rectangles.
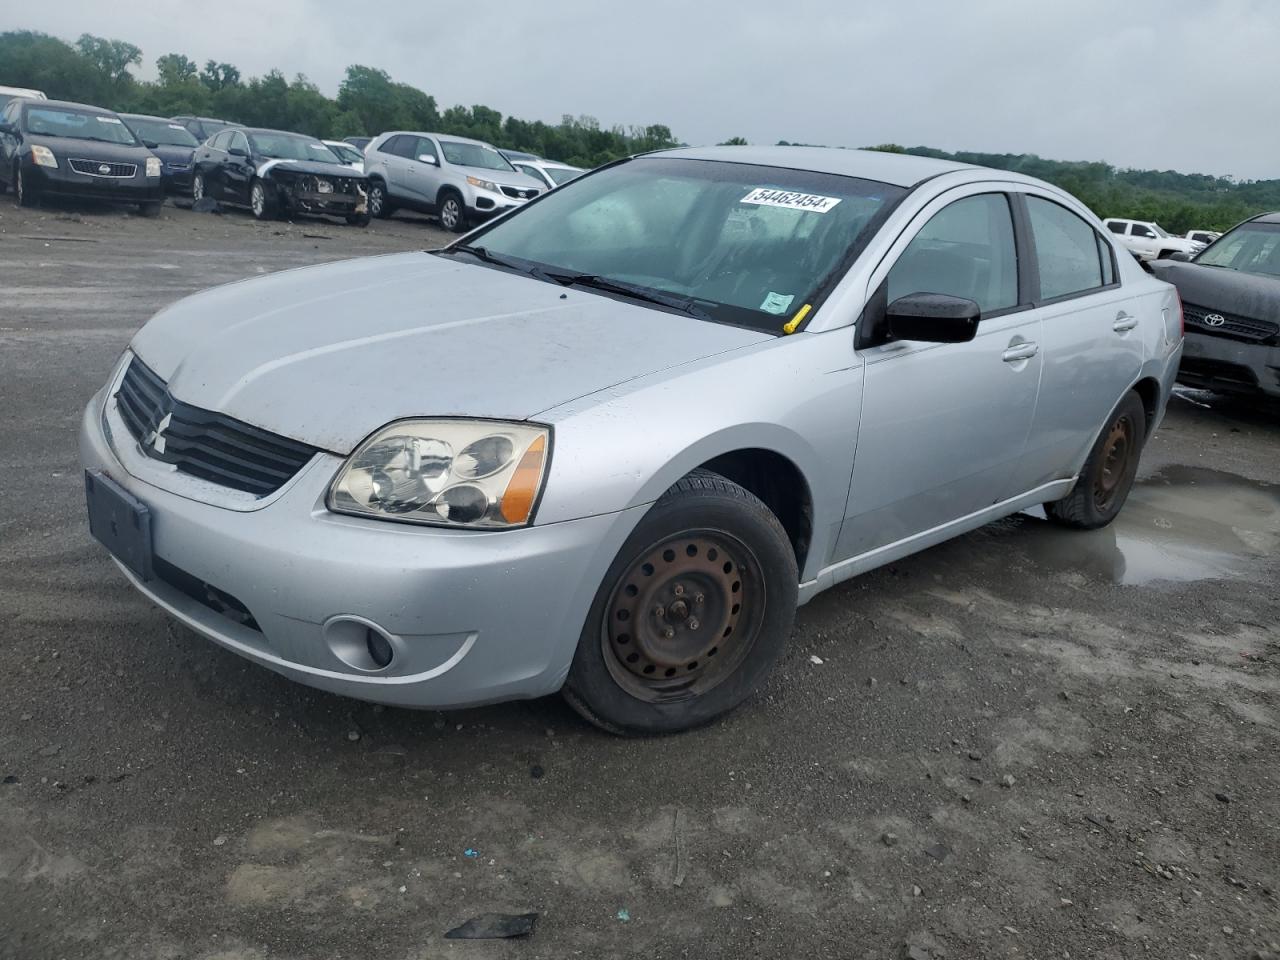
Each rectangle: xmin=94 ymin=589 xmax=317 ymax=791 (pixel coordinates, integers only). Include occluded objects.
xmin=760 ymin=291 xmax=796 ymax=315
xmin=742 ymin=188 xmax=842 ymax=213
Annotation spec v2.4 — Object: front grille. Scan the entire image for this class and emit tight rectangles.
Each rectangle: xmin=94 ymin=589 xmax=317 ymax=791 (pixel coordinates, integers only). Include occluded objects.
xmin=1183 ymin=303 xmax=1279 ymax=343
xmin=115 ymin=357 xmax=318 ymax=496
xmin=154 ymin=557 xmax=261 ymax=632
xmin=500 ymin=185 xmax=539 ymax=200
xmin=69 ymin=158 xmax=137 ymax=178
xmin=1179 ymin=357 xmax=1260 ymax=388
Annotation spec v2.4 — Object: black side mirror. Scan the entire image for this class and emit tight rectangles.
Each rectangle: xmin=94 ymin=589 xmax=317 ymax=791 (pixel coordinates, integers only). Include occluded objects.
xmin=228 ymin=146 xmax=248 ymax=158
xmin=886 ymin=293 xmax=981 ymax=343
xmin=1169 ymin=251 xmax=1193 ymax=262
xmin=143 ymin=139 xmax=159 ymax=150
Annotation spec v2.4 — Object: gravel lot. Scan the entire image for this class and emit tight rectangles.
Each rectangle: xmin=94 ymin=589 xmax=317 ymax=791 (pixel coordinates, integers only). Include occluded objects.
xmin=1 ymin=197 xmax=1278 ymax=960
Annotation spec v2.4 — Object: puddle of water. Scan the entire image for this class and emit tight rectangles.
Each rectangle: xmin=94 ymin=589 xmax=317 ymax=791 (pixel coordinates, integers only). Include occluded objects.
xmin=1015 ymin=466 xmax=1280 ymax=586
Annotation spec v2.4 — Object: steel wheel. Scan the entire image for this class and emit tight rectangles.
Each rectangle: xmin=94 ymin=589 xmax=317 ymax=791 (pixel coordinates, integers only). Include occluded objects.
xmin=601 ymin=530 xmax=764 ymax=703
xmin=439 ymin=195 xmax=463 ymax=231
xmin=192 ymin=173 xmax=204 ymax=201
xmin=1093 ymin=415 xmax=1133 ymax=512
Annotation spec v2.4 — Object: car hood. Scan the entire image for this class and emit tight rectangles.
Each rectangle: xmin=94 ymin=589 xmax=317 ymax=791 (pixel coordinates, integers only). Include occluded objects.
xmin=32 ymin=133 xmax=153 ymax=162
xmin=257 ymin=158 xmax=368 ymax=180
xmin=151 ymin=143 xmax=195 ymax=164
xmin=130 ymin=252 xmax=772 ymax=453
xmin=1150 ymin=259 xmax=1280 ymax=316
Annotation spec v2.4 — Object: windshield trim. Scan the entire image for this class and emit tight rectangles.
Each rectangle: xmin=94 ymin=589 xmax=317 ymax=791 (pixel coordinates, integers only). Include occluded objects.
xmin=456 ymin=155 xmax=909 ymax=334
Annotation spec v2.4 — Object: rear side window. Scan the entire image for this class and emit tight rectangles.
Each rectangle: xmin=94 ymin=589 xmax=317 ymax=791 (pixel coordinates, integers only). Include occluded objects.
xmin=1026 ymin=197 xmax=1105 ymax=300
xmin=888 ymin=193 xmax=1019 ymax=314
xmin=1106 ymin=221 xmax=1126 ymax=235
xmin=379 ymin=135 xmax=409 ymax=158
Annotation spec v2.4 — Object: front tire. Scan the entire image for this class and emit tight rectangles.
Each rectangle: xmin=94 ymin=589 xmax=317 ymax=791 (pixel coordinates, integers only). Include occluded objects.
xmin=437 ymin=191 xmax=466 ymax=233
xmin=138 ymin=200 xmax=163 ymax=218
xmin=1045 ymin=391 xmax=1146 ymax=529
xmin=345 ymin=212 xmax=370 ymax=227
xmin=563 ymin=469 xmax=798 ymax=736
xmin=192 ymin=172 xmax=206 ymax=202
xmin=250 ymin=179 xmax=277 ymax=220
xmin=15 ymin=164 xmax=37 ymax=208
xmin=367 ymin=179 xmax=392 ymax=219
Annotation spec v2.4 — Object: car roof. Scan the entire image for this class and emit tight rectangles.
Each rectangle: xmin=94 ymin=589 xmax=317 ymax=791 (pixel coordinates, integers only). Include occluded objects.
xmin=241 ymin=127 xmax=317 ymax=138
xmin=120 ymin=113 xmax=177 ymax=122
xmin=381 ymin=131 xmax=498 ymax=148
xmin=22 ymin=98 xmax=117 ymax=115
xmin=1252 ymin=212 xmax=1280 ymax=224
xmin=647 ymin=145 xmax=976 ymax=188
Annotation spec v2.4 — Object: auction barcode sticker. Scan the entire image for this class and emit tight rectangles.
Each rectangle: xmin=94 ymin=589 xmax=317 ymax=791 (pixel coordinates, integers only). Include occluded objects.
xmin=741 ymin=188 xmax=842 ymax=213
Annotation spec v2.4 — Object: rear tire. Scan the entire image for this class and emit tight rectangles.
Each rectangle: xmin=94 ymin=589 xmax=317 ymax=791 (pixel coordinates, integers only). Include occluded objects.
xmin=1045 ymin=391 xmax=1146 ymax=530
xmin=345 ymin=212 xmax=370 ymax=227
xmin=563 ymin=469 xmax=798 ymax=736
xmin=437 ymin=190 xmax=466 ymax=233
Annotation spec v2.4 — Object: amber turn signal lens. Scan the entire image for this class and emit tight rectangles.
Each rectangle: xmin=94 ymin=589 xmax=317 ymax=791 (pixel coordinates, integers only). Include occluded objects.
xmin=500 ymin=434 xmax=547 ymax=524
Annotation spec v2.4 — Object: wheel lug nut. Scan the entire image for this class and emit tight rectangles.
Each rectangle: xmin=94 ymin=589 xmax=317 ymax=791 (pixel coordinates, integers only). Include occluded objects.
xmin=663 ymin=628 xmax=675 ymax=640
xmin=654 ymin=605 xmax=665 ymax=618
xmin=694 ymin=593 xmax=704 ymax=604
xmin=688 ymin=618 xmax=699 ymax=630
xmin=673 ymin=584 xmax=685 ymax=596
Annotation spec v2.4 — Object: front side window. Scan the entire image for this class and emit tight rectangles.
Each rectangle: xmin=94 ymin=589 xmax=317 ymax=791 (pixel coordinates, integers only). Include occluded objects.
xmin=887 ymin=193 xmax=1018 ymax=314
xmin=1196 ymin=221 xmax=1280 ymax=277
xmin=439 ymin=140 xmax=514 ymax=172
xmin=412 ymin=137 xmax=438 ymax=162
xmin=1026 ymin=197 xmax=1106 ymax=300
xmin=515 ymin=162 xmax=550 ymax=186
xmin=457 ymin=157 xmax=905 ymax=332
xmin=230 ymin=131 xmax=249 ymax=155
xmin=1131 ymin=223 xmax=1157 ymax=239
xmin=25 ymin=107 xmax=139 ymax=145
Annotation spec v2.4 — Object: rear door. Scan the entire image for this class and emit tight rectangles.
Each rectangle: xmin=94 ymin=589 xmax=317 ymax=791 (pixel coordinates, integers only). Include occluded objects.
xmin=407 ymin=136 xmax=443 ymax=207
xmin=381 ymin=136 xmax=415 ymax=201
xmin=1007 ymin=193 xmax=1145 ymax=491
xmin=836 ymin=188 xmax=1043 ymax=559
xmin=199 ymin=130 xmax=232 ymax=199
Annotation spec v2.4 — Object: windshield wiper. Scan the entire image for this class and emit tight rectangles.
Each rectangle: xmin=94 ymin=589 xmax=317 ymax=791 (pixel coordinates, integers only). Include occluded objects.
xmin=445 ymin=244 xmax=558 ymax=283
xmin=541 ymin=271 xmax=711 ymax=320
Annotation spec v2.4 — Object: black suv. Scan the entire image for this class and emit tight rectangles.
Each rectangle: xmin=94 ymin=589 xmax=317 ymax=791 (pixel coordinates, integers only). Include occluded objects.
xmin=0 ymin=98 xmax=165 ymax=215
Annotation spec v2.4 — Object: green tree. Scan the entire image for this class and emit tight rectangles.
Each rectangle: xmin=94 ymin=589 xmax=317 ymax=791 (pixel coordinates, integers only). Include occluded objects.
xmin=74 ymin=34 xmax=141 ymax=83
xmin=718 ymin=136 xmax=749 ymax=146
xmin=156 ymin=52 xmax=198 ymax=86
xmin=200 ymin=60 xmax=241 ymax=92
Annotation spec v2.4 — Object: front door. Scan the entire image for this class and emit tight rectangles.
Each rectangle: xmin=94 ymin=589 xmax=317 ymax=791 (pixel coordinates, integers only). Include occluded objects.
xmin=836 ymin=189 xmax=1042 ymax=560
xmin=223 ymin=129 xmax=254 ymax=204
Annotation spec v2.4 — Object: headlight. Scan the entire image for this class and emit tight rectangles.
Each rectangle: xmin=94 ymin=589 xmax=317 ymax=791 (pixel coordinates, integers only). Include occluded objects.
xmin=466 ymin=175 xmax=499 ymax=193
xmin=145 ymin=156 xmax=162 ymax=178
xmin=328 ymin=420 xmax=550 ymax=528
xmin=30 ymin=145 xmax=57 ymax=168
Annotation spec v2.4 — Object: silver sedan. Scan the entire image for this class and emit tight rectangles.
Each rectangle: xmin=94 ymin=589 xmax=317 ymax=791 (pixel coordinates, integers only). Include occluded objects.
xmin=80 ymin=146 xmax=1184 ymax=734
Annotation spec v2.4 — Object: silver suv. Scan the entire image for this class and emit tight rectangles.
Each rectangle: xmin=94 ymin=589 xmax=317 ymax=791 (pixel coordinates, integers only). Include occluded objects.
xmin=363 ymin=131 xmax=545 ymax=231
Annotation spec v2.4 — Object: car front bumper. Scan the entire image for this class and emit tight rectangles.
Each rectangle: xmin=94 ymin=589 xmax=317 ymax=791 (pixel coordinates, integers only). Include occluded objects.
xmin=27 ymin=159 xmax=164 ymax=204
xmin=469 ymin=184 xmax=533 ymax=218
xmin=78 ymin=380 xmax=642 ymax=709
xmin=1178 ymin=331 xmax=1280 ymax=399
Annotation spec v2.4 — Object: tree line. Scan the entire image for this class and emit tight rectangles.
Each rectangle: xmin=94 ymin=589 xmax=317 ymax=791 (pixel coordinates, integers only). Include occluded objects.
xmin=4 ymin=29 xmax=1276 ymax=232
xmin=0 ymin=30 xmax=679 ymax=168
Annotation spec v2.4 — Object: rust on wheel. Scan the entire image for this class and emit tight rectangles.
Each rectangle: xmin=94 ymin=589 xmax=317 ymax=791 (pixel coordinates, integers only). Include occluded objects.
xmin=602 ymin=531 xmax=764 ymax=703
xmin=1094 ymin=415 xmax=1134 ymax=511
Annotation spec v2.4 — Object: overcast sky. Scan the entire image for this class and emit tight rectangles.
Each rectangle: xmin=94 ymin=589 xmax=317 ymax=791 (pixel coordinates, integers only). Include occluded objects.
xmin=15 ymin=0 xmax=1276 ymax=179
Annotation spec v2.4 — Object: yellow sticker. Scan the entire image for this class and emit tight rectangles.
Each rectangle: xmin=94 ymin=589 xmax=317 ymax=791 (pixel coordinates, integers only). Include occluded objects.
xmin=783 ymin=303 xmax=812 ymax=334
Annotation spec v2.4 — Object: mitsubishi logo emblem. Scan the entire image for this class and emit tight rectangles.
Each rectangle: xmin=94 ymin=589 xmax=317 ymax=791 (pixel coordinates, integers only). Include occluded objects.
xmin=145 ymin=412 xmax=172 ymax=454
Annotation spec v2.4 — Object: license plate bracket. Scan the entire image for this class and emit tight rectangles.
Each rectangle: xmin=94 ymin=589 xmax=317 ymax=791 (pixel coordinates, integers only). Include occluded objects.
xmin=85 ymin=470 xmax=153 ymax=581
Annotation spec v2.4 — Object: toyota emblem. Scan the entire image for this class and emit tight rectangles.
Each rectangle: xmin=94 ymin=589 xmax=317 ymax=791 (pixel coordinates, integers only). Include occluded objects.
xmin=1204 ymin=313 xmax=1227 ymax=326
xmin=98 ymin=163 xmax=111 ymax=175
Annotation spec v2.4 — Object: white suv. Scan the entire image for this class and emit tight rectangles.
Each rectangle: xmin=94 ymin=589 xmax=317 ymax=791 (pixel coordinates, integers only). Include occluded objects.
xmin=1103 ymin=218 xmax=1204 ymax=261
xmin=363 ymin=131 xmax=545 ymax=232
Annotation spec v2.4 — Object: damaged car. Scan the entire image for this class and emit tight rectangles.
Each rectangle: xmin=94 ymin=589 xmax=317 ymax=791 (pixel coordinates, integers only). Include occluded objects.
xmin=1151 ymin=212 xmax=1280 ymax=400
xmin=191 ymin=126 xmax=369 ymax=226
xmin=81 ymin=146 xmax=1183 ymax=735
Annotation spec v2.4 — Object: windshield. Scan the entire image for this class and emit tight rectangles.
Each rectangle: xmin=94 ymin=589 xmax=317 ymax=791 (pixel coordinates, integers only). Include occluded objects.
xmin=457 ymin=157 xmax=905 ymax=332
xmin=327 ymin=142 xmax=363 ymax=164
xmin=1195 ymin=221 xmax=1280 ymax=277
xmin=249 ymin=132 xmax=340 ymax=162
xmin=25 ymin=107 xmax=139 ymax=145
xmin=441 ymin=140 xmax=514 ymax=171
xmin=1150 ymin=222 xmax=1170 ymax=238
xmin=125 ymin=117 xmax=198 ymax=147
xmin=546 ymin=165 xmax=584 ymax=185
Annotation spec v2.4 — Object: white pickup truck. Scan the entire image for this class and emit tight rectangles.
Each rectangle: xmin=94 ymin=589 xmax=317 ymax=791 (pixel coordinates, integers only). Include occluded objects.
xmin=1104 ymin=218 xmax=1204 ymax=261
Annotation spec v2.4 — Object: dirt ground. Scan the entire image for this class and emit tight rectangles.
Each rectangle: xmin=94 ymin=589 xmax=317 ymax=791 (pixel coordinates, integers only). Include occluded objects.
xmin=1 ymin=197 xmax=1278 ymax=960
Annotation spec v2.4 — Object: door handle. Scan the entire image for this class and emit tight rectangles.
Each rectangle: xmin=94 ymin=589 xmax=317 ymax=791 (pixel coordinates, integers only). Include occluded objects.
xmin=1113 ymin=312 xmax=1139 ymax=332
xmin=1002 ymin=342 xmax=1039 ymax=363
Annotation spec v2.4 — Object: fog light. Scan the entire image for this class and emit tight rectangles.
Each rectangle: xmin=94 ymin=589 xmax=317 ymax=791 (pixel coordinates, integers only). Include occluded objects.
xmin=366 ymin=628 xmax=394 ymax=668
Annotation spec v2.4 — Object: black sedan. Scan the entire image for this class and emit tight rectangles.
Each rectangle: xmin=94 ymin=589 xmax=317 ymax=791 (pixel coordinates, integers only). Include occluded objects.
xmin=0 ymin=98 xmax=164 ymax=215
xmin=1151 ymin=213 xmax=1280 ymax=401
xmin=120 ymin=113 xmax=200 ymax=195
xmin=191 ymin=127 xmax=370 ymax=225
